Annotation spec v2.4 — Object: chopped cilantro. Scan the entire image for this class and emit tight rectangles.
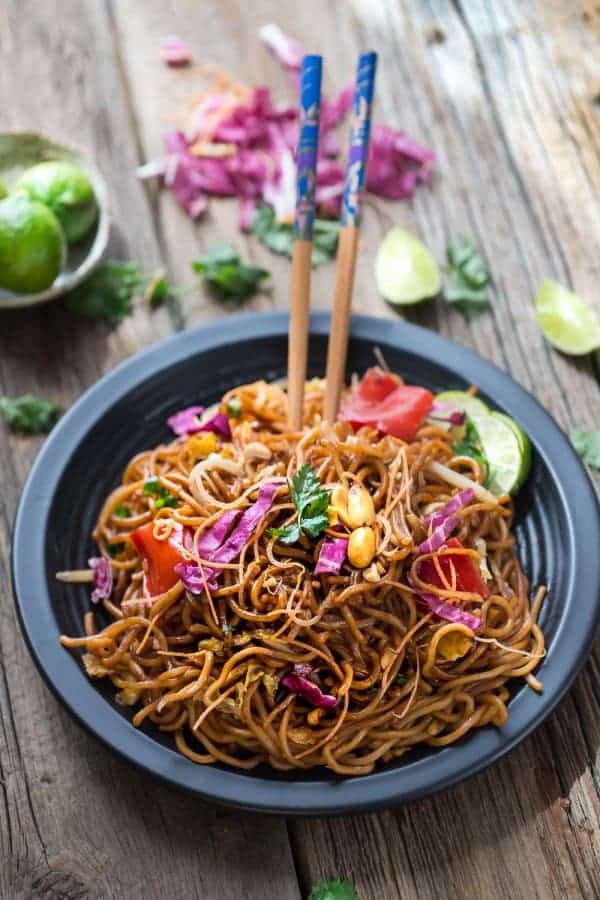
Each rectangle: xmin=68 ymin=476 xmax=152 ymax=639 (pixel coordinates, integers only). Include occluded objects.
xmin=66 ymin=261 xmax=145 ymax=326
xmin=226 ymin=395 xmax=242 ymax=418
xmin=308 ymin=880 xmax=358 ymax=900
xmin=253 ymin=205 xmax=339 ymax=267
xmin=0 ymin=395 xmax=62 ymax=434
xmin=114 ymin=505 xmax=130 ymax=518
xmin=192 ymin=243 xmax=270 ymax=304
xmin=571 ymin=428 xmax=600 ymax=469
xmin=143 ymin=477 xmax=178 ymax=509
xmin=453 ymin=417 xmax=489 ymax=481
xmin=445 ymin=236 xmax=491 ymax=318
xmin=270 ymin=463 xmax=329 ymax=544
xmin=394 ymin=674 xmax=408 ymax=685
xmin=144 ymin=269 xmax=174 ymax=309
xmin=105 ymin=542 xmax=125 ymax=558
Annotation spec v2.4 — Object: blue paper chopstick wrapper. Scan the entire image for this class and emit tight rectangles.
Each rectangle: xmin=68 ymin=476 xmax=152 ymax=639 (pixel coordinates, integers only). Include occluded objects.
xmin=341 ymin=51 xmax=378 ymax=228
xmin=294 ymin=54 xmax=322 ymax=241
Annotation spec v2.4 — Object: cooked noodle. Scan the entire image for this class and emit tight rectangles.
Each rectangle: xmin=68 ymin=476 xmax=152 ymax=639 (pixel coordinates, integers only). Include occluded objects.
xmin=60 ymin=377 xmax=545 ymax=774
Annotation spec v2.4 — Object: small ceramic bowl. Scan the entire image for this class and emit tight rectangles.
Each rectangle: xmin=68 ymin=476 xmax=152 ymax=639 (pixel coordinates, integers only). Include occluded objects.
xmin=0 ymin=132 xmax=110 ymax=309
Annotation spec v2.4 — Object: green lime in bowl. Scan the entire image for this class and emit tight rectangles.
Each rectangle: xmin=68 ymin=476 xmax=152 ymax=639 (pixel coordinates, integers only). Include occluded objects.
xmin=0 ymin=133 xmax=109 ymax=310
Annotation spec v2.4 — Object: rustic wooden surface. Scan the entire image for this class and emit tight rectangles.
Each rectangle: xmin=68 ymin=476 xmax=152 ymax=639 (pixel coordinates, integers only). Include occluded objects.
xmin=1 ymin=0 xmax=599 ymax=897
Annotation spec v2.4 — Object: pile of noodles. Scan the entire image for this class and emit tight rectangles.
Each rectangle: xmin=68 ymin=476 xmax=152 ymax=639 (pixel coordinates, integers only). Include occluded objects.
xmin=60 ymin=378 xmax=545 ymax=775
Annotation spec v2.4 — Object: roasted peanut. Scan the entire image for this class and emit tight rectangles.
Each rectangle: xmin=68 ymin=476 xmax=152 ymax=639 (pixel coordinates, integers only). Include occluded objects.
xmin=346 ymin=484 xmax=375 ymax=529
xmin=347 ymin=526 xmax=376 ymax=569
xmin=330 ymin=484 xmax=349 ymax=524
xmin=362 ymin=562 xmax=381 ymax=583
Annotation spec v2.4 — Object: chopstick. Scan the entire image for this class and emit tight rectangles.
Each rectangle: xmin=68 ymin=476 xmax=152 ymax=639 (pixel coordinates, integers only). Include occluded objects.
xmin=324 ymin=51 xmax=377 ymax=422
xmin=287 ymin=54 xmax=323 ymax=431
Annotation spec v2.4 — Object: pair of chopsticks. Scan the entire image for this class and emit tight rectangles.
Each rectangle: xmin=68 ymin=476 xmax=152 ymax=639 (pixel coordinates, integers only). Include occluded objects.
xmin=287 ymin=51 xmax=377 ymax=430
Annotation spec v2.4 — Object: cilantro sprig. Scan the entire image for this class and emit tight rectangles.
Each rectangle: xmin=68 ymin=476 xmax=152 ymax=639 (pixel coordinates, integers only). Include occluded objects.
xmin=309 ymin=880 xmax=358 ymax=900
xmin=453 ymin=417 xmax=489 ymax=480
xmin=445 ymin=236 xmax=491 ymax=318
xmin=143 ymin=476 xmax=178 ymax=510
xmin=0 ymin=395 xmax=62 ymax=434
xmin=253 ymin=205 xmax=340 ymax=267
xmin=192 ymin=243 xmax=270 ymax=304
xmin=67 ymin=261 xmax=146 ymax=325
xmin=270 ymin=463 xmax=329 ymax=545
xmin=571 ymin=428 xmax=600 ymax=469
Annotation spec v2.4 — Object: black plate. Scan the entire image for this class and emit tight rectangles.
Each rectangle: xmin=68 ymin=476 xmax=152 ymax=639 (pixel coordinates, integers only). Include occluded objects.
xmin=12 ymin=312 xmax=600 ymax=815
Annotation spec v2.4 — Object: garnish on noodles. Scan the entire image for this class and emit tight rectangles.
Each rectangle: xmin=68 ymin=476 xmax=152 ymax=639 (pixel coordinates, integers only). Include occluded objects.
xmin=58 ymin=369 xmax=545 ymax=774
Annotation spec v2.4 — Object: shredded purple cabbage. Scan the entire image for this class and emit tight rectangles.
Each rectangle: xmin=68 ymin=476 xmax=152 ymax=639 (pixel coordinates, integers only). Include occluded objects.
xmin=160 ymin=35 xmax=192 ymax=67
xmin=315 ymin=537 xmax=348 ymax=575
xmin=174 ymin=562 xmax=218 ymax=595
xmin=89 ymin=557 xmax=113 ymax=604
xmin=293 ymin=662 xmax=314 ymax=678
xmin=167 ymin=405 xmax=205 ymax=436
xmin=197 ymin=509 xmax=240 ymax=557
xmin=199 ymin=411 xmax=232 ymax=439
xmin=281 ymin=672 xmax=338 ymax=709
xmin=211 ymin=482 xmax=280 ymax=565
xmin=418 ymin=514 xmax=461 ymax=555
xmin=141 ymin=27 xmax=435 ymax=226
xmin=424 ymin=488 xmax=475 ymax=531
xmin=418 ymin=590 xmax=482 ymax=632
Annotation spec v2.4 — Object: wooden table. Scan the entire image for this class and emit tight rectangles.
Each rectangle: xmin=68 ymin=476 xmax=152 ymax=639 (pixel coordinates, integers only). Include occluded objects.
xmin=1 ymin=2 xmax=599 ymax=897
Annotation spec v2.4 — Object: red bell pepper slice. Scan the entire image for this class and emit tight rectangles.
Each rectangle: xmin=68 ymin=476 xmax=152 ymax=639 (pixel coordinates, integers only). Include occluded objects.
xmin=131 ymin=521 xmax=189 ymax=597
xmin=418 ymin=537 xmax=489 ymax=598
xmin=339 ymin=367 xmax=433 ymax=441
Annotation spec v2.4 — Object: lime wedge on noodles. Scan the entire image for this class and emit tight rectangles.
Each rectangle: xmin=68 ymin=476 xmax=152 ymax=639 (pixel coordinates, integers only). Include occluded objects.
xmin=534 ymin=279 xmax=600 ymax=355
xmin=435 ymin=390 xmax=489 ymax=419
xmin=471 ymin=413 xmax=529 ymax=496
xmin=375 ymin=227 xmax=441 ymax=305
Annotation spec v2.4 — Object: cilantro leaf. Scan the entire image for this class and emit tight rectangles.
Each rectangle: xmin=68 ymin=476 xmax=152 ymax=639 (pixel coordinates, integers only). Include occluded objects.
xmin=114 ymin=505 xmax=130 ymax=518
xmin=571 ymin=428 xmax=600 ymax=469
xmin=226 ymin=395 xmax=242 ymax=418
xmin=66 ymin=261 xmax=145 ymax=325
xmin=445 ymin=236 xmax=491 ymax=318
xmin=252 ymin=205 xmax=339 ymax=267
xmin=143 ymin=477 xmax=178 ymax=509
xmin=192 ymin=243 xmax=270 ymax=304
xmin=105 ymin=542 xmax=125 ymax=558
xmin=453 ymin=417 xmax=489 ymax=481
xmin=144 ymin=269 xmax=175 ymax=309
xmin=0 ymin=395 xmax=62 ymax=434
xmin=309 ymin=880 xmax=358 ymax=900
xmin=269 ymin=463 xmax=329 ymax=544
xmin=269 ymin=522 xmax=301 ymax=545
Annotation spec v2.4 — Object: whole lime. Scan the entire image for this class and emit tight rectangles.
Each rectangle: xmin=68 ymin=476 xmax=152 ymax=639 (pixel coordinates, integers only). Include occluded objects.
xmin=0 ymin=194 xmax=65 ymax=294
xmin=0 ymin=178 xmax=7 ymax=200
xmin=15 ymin=160 xmax=98 ymax=244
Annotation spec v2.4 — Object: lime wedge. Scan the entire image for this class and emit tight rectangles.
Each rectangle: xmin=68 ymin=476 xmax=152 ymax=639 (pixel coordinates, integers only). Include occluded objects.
xmin=435 ymin=390 xmax=489 ymax=419
xmin=491 ymin=412 xmax=532 ymax=493
xmin=375 ymin=227 xmax=441 ymax=305
xmin=534 ymin=279 xmax=600 ymax=355
xmin=470 ymin=413 xmax=529 ymax=496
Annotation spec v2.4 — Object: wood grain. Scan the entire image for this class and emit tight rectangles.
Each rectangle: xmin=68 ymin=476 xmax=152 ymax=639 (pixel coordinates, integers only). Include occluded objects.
xmin=1 ymin=0 xmax=599 ymax=898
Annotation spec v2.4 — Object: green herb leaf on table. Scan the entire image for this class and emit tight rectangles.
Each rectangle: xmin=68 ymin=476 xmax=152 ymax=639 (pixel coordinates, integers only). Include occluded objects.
xmin=192 ymin=243 xmax=270 ymax=304
xmin=571 ymin=428 xmax=600 ymax=469
xmin=453 ymin=417 xmax=489 ymax=481
xmin=0 ymin=395 xmax=62 ymax=434
xmin=445 ymin=236 xmax=491 ymax=318
xmin=143 ymin=476 xmax=178 ymax=509
xmin=308 ymin=879 xmax=358 ymax=900
xmin=270 ymin=463 xmax=329 ymax=544
xmin=66 ymin=261 xmax=145 ymax=325
xmin=252 ymin=205 xmax=339 ymax=267
xmin=144 ymin=269 xmax=175 ymax=309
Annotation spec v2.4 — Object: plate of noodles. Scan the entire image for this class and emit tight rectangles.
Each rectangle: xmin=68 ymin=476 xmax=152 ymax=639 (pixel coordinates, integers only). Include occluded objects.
xmin=12 ymin=312 xmax=600 ymax=814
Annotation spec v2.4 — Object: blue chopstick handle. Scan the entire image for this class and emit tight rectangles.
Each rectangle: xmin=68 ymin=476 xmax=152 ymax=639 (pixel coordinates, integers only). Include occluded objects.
xmin=294 ymin=54 xmax=322 ymax=240
xmin=341 ymin=51 xmax=377 ymax=228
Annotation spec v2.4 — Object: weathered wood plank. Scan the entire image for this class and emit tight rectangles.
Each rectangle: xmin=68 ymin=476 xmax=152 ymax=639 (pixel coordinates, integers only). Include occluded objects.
xmin=0 ymin=2 xmax=299 ymax=899
xmin=2 ymin=0 xmax=599 ymax=898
